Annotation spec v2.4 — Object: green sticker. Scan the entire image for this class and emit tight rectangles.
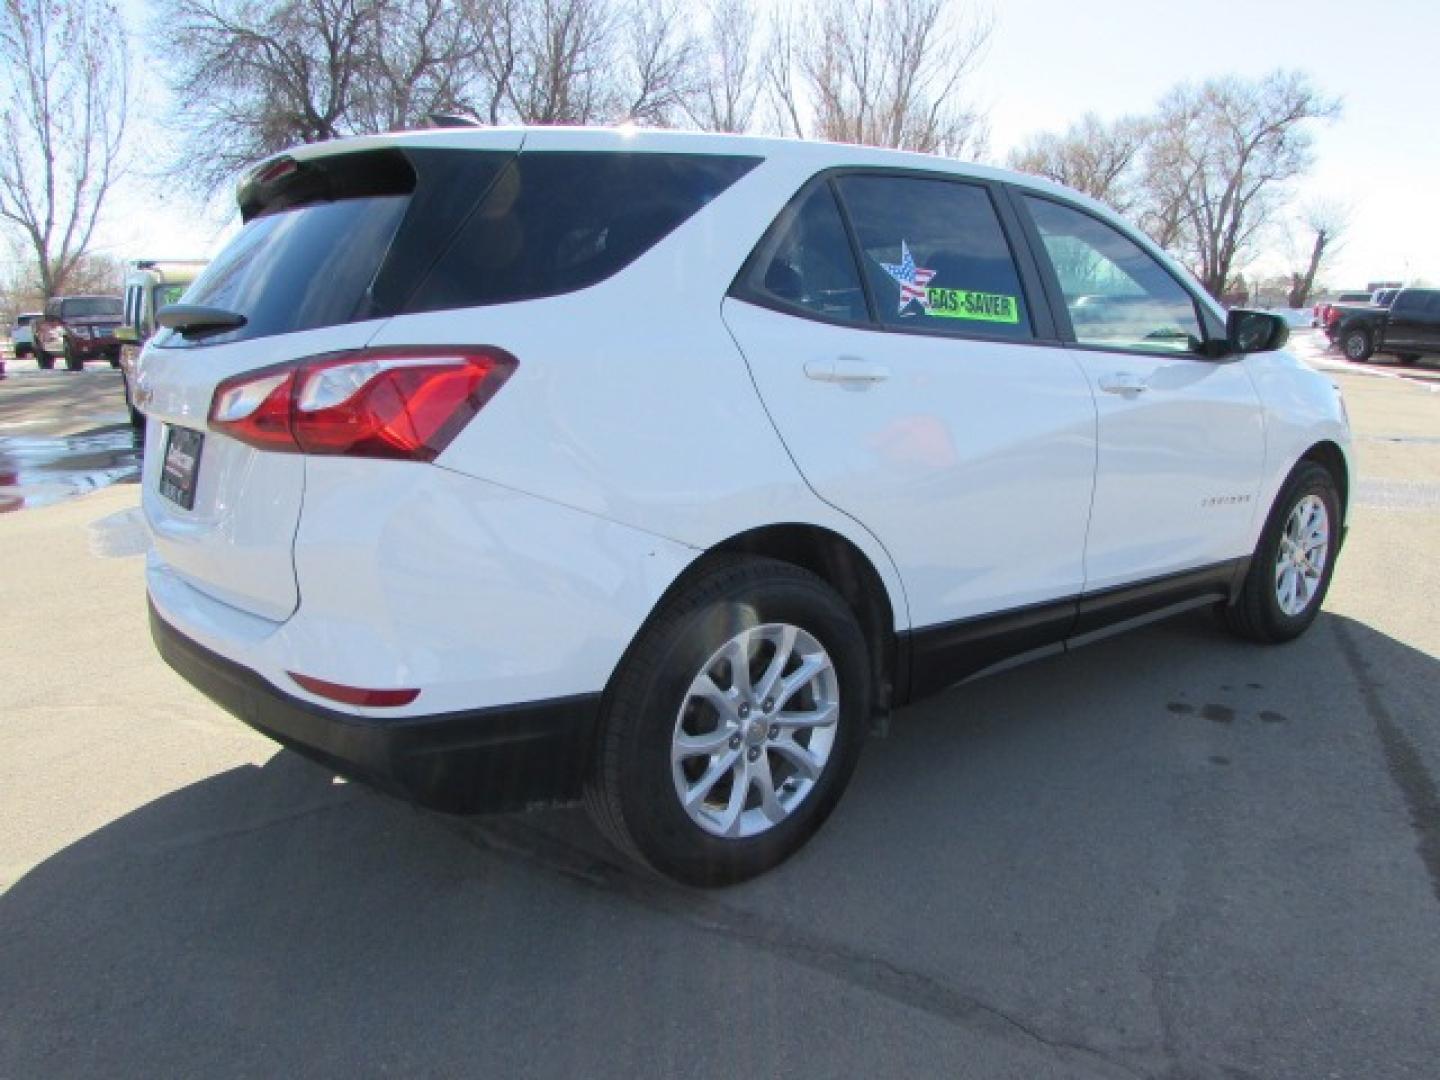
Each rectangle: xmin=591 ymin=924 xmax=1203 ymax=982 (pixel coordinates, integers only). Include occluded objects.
xmin=924 ymin=288 xmax=1019 ymax=324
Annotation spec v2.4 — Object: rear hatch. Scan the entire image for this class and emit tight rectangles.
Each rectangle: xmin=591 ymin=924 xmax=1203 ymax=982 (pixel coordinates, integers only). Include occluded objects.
xmin=139 ymin=129 xmax=757 ymax=622
xmin=140 ymin=132 xmax=524 ymax=620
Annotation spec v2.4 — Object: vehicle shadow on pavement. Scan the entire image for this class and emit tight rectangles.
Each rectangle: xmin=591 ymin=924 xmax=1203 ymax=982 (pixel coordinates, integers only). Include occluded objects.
xmin=3 ymin=611 xmax=1439 ymax=1078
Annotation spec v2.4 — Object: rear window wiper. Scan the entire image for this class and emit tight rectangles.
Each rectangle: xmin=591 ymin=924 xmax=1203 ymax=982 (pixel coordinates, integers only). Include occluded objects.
xmin=157 ymin=304 xmax=248 ymax=339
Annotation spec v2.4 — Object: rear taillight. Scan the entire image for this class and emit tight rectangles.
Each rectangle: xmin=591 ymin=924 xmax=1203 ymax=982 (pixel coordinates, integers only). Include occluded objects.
xmin=208 ymin=347 xmax=516 ymax=461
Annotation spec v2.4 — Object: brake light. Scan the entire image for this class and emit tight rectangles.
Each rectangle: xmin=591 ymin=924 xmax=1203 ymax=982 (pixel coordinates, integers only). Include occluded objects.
xmin=208 ymin=347 xmax=517 ymax=460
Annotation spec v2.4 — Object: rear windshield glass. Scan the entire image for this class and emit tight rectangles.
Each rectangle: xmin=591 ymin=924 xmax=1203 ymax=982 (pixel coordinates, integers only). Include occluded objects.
xmin=62 ymin=298 xmax=122 ymax=319
xmin=174 ymin=195 xmax=409 ymax=344
xmin=159 ymin=148 xmax=758 ymax=348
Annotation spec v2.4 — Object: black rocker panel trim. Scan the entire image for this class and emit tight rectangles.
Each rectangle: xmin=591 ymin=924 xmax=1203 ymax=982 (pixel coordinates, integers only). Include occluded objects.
xmin=899 ymin=559 xmax=1247 ymax=704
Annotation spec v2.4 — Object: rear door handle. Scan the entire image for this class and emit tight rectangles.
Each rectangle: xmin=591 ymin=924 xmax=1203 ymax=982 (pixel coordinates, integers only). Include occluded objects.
xmin=804 ymin=358 xmax=892 ymax=384
xmin=1098 ymin=371 xmax=1148 ymax=395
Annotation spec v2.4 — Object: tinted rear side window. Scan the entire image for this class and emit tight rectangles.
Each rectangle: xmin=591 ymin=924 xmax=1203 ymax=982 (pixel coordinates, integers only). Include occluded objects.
xmin=406 ymin=153 xmax=759 ymax=313
xmin=733 ymin=182 xmax=868 ymax=324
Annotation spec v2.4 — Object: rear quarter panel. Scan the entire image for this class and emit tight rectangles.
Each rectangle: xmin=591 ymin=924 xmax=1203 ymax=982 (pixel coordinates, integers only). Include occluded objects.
xmin=369 ymin=153 xmax=913 ymax=631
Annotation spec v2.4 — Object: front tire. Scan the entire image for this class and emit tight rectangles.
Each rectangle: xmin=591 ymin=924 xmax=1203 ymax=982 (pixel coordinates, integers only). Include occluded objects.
xmin=585 ymin=556 xmax=870 ymax=886
xmin=1223 ymin=461 xmax=1341 ymax=643
xmin=35 ymin=348 xmax=55 ymax=370
xmin=1341 ymin=328 xmax=1373 ymax=362
xmin=63 ymin=340 xmax=83 ymax=371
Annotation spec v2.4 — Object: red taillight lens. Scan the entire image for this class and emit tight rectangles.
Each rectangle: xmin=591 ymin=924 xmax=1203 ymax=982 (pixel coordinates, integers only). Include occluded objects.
xmin=208 ymin=347 xmax=516 ymax=460
xmin=288 ymin=672 xmax=419 ymax=708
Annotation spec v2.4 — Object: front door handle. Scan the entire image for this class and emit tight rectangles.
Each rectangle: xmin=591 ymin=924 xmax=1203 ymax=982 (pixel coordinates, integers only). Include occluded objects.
xmin=805 ymin=358 xmax=892 ymax=385
xmin=1098 ymin=371 xmax=1148 ymax=395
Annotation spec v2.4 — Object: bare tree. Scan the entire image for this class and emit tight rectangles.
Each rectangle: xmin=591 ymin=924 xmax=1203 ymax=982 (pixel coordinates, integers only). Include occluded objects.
xmin=616 ymin=0 xmax=695 ymax=124
xmin=1151 ymin=71 xmax=1339 ymax=298
xmin=766 ymin=0 xmax=992 ymax=157
xmin=1008 ymin=113 xmax=1150 ymax=213
xmin=681 ymin=0 xmax=762 ymax=133
xmin=1136 ymin=102 xmax=1202 ymax=253
xmin=0 ymin=0 xmax=130 ymax=299
xmin=169 ymin=0 xmax=500 ymax=193
xmin=349 ymin=0 xmax=488 ymax=132
xmin=169 ymin=0 xmax=381 ymax=192
xmin=498 ymin=0 xmax=617 ymax=123
xmin=1287 ymin=201 xmax=1349 ymax=308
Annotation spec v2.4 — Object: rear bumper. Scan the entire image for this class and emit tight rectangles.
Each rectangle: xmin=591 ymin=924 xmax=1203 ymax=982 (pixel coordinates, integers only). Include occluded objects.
xmin=66 ymin=336 xmax=117 ymax=358
xmin=150 ymin=600 xmax=601 ymax=813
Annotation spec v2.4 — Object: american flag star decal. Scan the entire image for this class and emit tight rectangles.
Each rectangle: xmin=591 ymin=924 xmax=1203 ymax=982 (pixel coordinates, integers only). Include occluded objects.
xmin=879 ymin=240 xmax=935 ymax=314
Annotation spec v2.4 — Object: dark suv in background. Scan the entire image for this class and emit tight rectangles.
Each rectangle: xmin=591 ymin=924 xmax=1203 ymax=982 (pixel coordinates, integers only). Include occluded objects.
xmin=34 ymin=295 xmax=124 ymax=371
xmin=1329 ymin=287 xmax=1440 ymax=364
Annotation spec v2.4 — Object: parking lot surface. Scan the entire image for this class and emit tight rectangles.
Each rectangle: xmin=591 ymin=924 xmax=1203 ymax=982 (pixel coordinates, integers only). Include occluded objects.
xmin=2 ymin=339 xmax=1438 ymax=1078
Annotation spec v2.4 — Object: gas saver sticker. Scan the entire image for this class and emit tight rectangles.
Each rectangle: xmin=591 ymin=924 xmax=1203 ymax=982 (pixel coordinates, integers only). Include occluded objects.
xmin=878 ymin=239 xmax=1019 ymax=324
xmin=923 ymin=288 xmax=1019 ymax=323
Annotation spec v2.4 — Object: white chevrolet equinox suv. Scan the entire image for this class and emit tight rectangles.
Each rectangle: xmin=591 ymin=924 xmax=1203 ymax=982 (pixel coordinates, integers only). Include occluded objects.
xmin=142 ymin=127 xmax=1351 ymax=885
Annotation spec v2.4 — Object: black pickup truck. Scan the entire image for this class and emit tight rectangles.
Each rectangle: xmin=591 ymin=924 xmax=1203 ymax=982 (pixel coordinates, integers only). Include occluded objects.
xmin=1330 ymin=287 xmax=1440 ymax=364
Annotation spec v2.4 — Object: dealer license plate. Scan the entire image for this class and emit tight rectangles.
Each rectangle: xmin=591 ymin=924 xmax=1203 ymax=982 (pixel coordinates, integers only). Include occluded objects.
xmin=160 ymin=426 xmax=204 ymax=509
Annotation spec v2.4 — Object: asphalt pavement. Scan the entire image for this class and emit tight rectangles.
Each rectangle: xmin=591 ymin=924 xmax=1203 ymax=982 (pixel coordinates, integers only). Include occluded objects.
xmin=1 ymin=335 xmax=1438 ymax=1078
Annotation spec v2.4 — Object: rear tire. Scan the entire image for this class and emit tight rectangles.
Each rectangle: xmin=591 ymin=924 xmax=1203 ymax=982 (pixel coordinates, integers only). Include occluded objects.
xmin=1340 ymin=328 xmax=1373 ymax=362
xmin=121 ymin=371 xmax=145 ymax=429
xmin=584 ymin=556 xmax=870 ymax=886
xmin=1223 ymin=461 xmax=1341 ymax=644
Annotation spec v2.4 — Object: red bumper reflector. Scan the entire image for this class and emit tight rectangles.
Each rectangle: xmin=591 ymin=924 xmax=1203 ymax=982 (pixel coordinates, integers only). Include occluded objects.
xmin=288 ymin=672 xmax=420 ymax=708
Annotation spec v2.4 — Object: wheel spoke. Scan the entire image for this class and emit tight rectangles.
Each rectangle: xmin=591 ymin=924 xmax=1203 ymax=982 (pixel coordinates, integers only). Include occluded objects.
xmin=715 ymin=761 xmax=751 ymax=836
xmin=770 ymin=736 xmax=822 ymax=780
xmin=720 ymin=630 xmax=754 ymax=697
xmin=774 ymin=652 xmax=831 ymax=711
xmin=688 ymin=672 xmax=739 ymax=722
xmin=673 ymin=727 xmax=734 ymax=762
xmin=684 ymin=749 xmax=740 ymax=810
xmin=752 ymin=754 xmax=785 ymax=823
xmin=754 ymin=624 xmax=797 ymax=702
xmin=774 ymin=701 xmax=838 ymax=731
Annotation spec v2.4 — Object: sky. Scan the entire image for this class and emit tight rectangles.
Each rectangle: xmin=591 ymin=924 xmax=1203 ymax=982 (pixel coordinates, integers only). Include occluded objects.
xmin=74 ymin=0 xmax=1440 ymax=292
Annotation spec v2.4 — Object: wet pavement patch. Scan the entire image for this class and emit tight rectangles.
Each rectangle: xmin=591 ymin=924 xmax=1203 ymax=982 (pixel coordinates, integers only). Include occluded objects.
xmin=0 ymin=424 xmax=142 ymax=513
xmin=1200 ymin=704 xmax=1236 ymax=724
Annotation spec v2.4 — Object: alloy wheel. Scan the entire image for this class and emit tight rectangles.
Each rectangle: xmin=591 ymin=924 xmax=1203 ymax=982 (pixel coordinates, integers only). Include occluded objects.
xmin=671 ymin=623 xmax=839 ymax=839
xmin=1274 ymin=494 xmax=1330 ymax=617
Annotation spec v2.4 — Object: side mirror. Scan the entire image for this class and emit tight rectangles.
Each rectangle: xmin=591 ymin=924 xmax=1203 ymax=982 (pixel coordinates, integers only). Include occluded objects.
xmin=1225 ymin=309 xmax=1290 ymax=355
